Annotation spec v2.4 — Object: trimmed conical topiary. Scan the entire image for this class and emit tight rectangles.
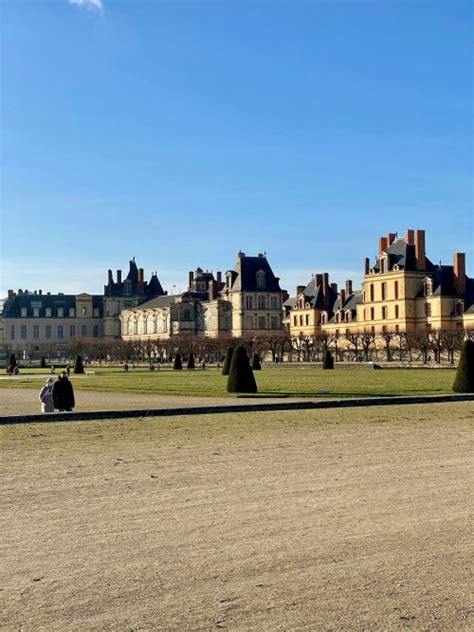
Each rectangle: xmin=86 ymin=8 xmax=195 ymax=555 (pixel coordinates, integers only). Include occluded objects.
xmin=252 ymin=353 xmax=261 ymax=370
xmin=322 ymin=350 xmax=334 ymax=369
xmin=187 ymin=353 xmax=195 ymax=369
xmin=227 ymin=346 xmax=257 ymax=393
xmin=452 ymin=340 xmax=474 ymax=393
xmin=9 ymin=354 xmax=17 ymax=369
xmin=74 ymin=355 xmax=84 ymax=374
xmin=40 ymin=356 xmax=46 ymax=368
xmin=173 ymin=353 xmax=183 ymax=370
xmin=222 ymin=347 xmax=234 ymax=376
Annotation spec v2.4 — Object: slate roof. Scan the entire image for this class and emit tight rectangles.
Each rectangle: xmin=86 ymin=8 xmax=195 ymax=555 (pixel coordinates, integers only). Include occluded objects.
xmin=372 ymin=237 xmax=435 ymax=273
xmin=298 ymin=276 xmax=338 ymax=311
xmin=127 ymin=295 xmax=179 ymax=311
xmin=3 ymin=294 xmax=104 ymax=318
xmin=105 ymin=259 xmax=166 ymax=298
xmin=226 ymin=253 xmax=283 ymax=292
xmin=327 ymin=290 xmax=363 ymax=324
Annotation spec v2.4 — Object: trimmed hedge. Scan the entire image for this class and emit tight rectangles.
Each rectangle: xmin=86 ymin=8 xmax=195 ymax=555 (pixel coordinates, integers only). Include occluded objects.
xmin=187 ymin=353 xmax=195 ymax=370
xmin=453 ymin=340 xmax=474 ymax=393
xmin=252 ymin=353 xmax=261 ymax=370
xmin=227 ymin=346 xmax=257 ymax=394
xmin=73 ymin=355 xmax=84 ymax=374
xmin=222 ymin=347 xmax=234 ymax=376
xmin=173 ymin=353 xmax=183 ymax=370
xmin=322 ymin=350 xmax=334 ymax=370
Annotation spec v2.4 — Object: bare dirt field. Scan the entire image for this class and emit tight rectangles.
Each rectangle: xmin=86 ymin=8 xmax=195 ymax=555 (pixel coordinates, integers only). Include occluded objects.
xmin=1 ymin=402 xmax=473 ymax=631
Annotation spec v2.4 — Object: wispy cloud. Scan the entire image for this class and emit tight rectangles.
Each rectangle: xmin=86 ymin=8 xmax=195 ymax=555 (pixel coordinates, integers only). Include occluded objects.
xmin=69 ymin=0 xmax=103 ymax=13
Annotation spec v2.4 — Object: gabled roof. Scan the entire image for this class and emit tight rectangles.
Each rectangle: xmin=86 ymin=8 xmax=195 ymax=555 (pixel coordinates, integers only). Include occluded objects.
xmin=327 ymin=290 xmax=363 ymax=323
xmin=226 ymin=253 xmax=283 ymax=292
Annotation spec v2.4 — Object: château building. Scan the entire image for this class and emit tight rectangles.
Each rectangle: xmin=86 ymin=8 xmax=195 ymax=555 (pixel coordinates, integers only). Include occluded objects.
xmin=1 ymin=258 xmax=165 ymax=354
xmin=120 ymin=252 xmax=288 ymax=341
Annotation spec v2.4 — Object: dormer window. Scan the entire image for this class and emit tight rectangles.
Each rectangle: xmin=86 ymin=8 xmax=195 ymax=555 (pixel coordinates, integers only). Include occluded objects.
xmin=20 ymin=307 xmax=27 ymax=317
xmin=124 ymin=279 xmax=132 ymax=295
xmin=256 ymin=270 xmax=266 ymax=289
xmin=380 ymin=255 xmax=388 ymax=274
xmin=424 ymin=278 xmax=433 ymax=297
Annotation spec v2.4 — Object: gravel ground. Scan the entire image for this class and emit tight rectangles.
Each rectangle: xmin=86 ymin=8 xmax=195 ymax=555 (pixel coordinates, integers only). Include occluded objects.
xmin=0 ymin=387 xmax=305 ymax=417
xmin=1 ymin=402 xmax=473 ymax=631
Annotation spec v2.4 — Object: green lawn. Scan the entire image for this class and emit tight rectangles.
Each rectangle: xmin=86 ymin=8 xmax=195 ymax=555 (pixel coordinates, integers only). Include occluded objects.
xmin=0 ymin=366 xmax=456 ymax=398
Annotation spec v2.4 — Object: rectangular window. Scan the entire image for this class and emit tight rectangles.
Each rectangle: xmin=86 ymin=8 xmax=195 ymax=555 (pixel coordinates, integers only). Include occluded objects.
xmin=45 ymin=308 xmax=52 ymax=317
xmin=70 ymin=325 xmax=76 ymax=338
xmin=395 ymin=305 xmax=399 ymax=319
xmin=57 ymin=325 xmax=64 ymax=340
xmin=57 ymin=307 xmax=64 ymax=317
xmin=93 ymin=325 xmax=99 ymax=338
xmin=370 ymin=307 xmax=375 ymax=320
xmin=381 ymin=282 xmax=387 ymax=301
xmin=382 ymin=306 xmax=388 ymax=319
xmin=395 ymin=324 xmax=399 ymax=333
xmin=245 ymin=296 xmax=253 ymax=309
xmin=270 ymin=296 xmax=279 ymax=309
xmin=21 ymin=307 xmax=27 ymax=317
xmin=10 ymin=325 xmax=15 ymax=340
xmin=258 ymin=316 xmax=266 ymax=329
xmin=69 ymin=308 xmax=75 ymax=318
xmin=394 ymin=281 xmax=399 ymax=299
xmin=33 ymin=307 xmax=40 ymax=317
xmin=299 ymin=315 xmax=303 ymax=326
xmin=305 ymin=314 xmax=309 ymax=326
xmin=93 ymin=308 xmax=100 ymax=317
xmin=45 ymin=325 xmax=52 ymax=339
xmin=293 ymin=315 xmax=297 ymax=326
xmin=21 ymin=325 xmax=27 ymax=340
xmin=425 ymin=303 xmax=431 ymax=317
xmin=271 ymin=316 xmax=279 ymax=330
xmin=81 ymin=324 xmax=87 ymax=337
xmin=370 ymin=284 xmax=374 ymax=302
xmin=257 ymin=295 xmax=266 ymax=309
xmin=33 ymin=325 xmax=40 ymax=340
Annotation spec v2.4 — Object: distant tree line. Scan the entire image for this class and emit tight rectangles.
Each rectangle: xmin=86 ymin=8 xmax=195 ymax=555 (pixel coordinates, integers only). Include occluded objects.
xmin=1 ymin=328 xmax=472 ymax=367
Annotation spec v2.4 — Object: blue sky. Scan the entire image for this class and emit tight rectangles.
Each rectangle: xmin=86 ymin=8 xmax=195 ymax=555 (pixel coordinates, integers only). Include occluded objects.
xmin=1 ymin=0 xmax=472 ymax=297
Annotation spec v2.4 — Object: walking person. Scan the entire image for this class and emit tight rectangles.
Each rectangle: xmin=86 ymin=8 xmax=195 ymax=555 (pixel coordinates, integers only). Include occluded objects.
xmin=52 ymin=371 xmax=75 ymax=412
xmin=39 ymin=378 xmax=54 ymax=413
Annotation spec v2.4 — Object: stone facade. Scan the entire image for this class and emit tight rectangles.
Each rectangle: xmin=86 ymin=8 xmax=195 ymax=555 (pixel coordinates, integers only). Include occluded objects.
xmin=120 ymin=253 xmax=288 ymax=341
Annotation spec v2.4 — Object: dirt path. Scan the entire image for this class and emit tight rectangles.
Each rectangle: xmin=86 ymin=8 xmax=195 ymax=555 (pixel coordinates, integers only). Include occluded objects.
xmin=0 ymin=387 xmax=305 ymax=417
xmin=1 ymin=402 xmax=473 ymax=631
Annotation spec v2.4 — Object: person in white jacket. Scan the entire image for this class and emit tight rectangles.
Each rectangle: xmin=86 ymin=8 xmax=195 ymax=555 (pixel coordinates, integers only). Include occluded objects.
xmin=39 ymin=378 xmax=54 ymax=413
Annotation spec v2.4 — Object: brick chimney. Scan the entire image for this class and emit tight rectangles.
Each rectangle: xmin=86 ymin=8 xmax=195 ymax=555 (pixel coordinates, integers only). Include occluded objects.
xmin=322 ymin=273 xmax=329 ymax=308
xmin=296 ymin=285 xmax=305 ymax=295
xmin=208 ymin=280 xmax=216 ymax=300
xmin=340 ymin=288 xmax=346 ymax=307
xmin=117 ymin=270 xmax=122 ymax=284
xmin=345 ymin=279 xmax=353 ymax=296
xmin=405 ymin=229 xmax=415 ymax=245
xmin=388 ymin=232 xmax=396 ymax=246
xmin=453 ymin=253 xmax=466 ymax=296
xmin=138 ymin=268 xmax=145 ymax=293
xmin=315 ymin=273 xmax=323 ymax=287
xmin=364 ymin=258 xmax=370 ymax=275
xmin=108 ymin=269 xmax=113 ymax=285
xmin=8 ymin=290 xmax=15 ymax=300
xmin=216 ymin=271 xmax=222 ymax=287
xmin=188 ymin=271 xmax=194 ymax=291
xmin=379 ymin=236 xmax=388 ymax=253
xmin=415 ymin=229 xmax=426 ymax=270
xmin=330 ymin=282 xmax=338 ymax=294
xmin=39 ymin=289 xmax=42 ymax=295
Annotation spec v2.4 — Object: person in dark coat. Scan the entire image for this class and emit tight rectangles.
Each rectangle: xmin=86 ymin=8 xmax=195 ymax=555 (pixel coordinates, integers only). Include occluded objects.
xmin=52 ymin=372 xmax=75 ymax=412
